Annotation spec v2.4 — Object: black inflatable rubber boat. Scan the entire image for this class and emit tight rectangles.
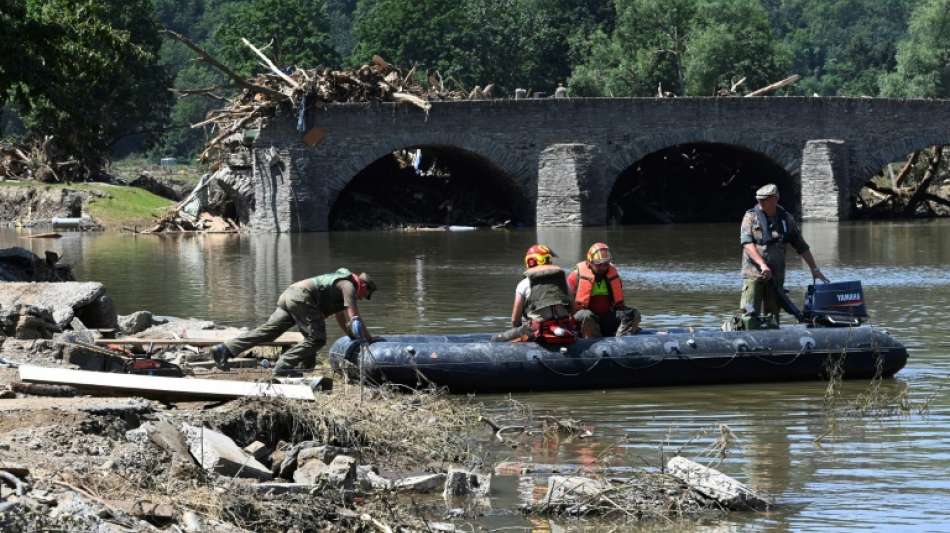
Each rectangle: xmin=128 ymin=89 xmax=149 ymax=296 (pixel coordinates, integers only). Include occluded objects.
xmin=328 ymin=325 xmax=908 ymax=393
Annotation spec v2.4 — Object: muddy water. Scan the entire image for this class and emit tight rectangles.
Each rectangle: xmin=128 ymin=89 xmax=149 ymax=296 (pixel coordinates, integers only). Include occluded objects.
xmin=4 ymin=220 xmax=949 ymax=531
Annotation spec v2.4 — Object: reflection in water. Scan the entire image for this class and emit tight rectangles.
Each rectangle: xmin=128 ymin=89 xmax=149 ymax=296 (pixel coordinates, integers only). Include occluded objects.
xmin=1 ymin=219 xmax=949 ymax=531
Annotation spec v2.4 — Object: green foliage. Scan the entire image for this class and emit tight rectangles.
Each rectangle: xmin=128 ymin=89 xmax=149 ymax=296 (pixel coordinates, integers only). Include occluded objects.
xmin=570 ymin=0 xmax=788 ymax=96
xmin=212 ymin=0 xmax=340 ymax=76
xmin=880 ymin=0 xmax=950 ymax=98
xmin=6 ymin=0 xmax=171 ymax=175
xmin=769 ymin=0 xmax=916 ymax=96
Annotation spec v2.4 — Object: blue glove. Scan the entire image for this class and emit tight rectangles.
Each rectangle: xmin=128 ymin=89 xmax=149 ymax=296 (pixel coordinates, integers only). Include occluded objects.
xmin=351 ymin=316 xmax=365 ymax=339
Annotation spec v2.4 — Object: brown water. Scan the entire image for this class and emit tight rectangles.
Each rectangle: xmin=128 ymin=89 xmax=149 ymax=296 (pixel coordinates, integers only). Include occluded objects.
xmin=5 ymin=220 xmax=949 ymax=531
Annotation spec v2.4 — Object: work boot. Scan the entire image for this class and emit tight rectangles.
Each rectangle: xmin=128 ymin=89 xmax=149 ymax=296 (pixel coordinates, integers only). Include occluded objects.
xmin=272 ymin=366 xmax=303 ymax=378
xmin=209 ymin=344 xmax=231 ymax=371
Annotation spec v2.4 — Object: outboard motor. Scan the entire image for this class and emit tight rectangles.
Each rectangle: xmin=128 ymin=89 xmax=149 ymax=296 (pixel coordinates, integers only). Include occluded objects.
xmin=802 ymin=280 xmax=868 ymax=327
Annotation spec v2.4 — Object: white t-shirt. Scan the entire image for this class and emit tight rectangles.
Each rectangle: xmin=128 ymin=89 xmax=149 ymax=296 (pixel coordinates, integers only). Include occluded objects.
xmin=515 ymin=277 xmax=531 ymax=300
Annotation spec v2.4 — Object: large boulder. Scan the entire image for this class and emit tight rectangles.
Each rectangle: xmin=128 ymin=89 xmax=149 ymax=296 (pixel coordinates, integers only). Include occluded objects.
xmin=0 ymin=282 xmax=117 ymax=329
xmin=0 ymin=247 xmax=74 ymax=282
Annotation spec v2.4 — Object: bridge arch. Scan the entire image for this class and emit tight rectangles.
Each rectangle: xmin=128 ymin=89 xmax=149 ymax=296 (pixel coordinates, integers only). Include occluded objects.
xmin=328 ymin=141 xmax=533 ymax=230
xmin=606 ymin=141 xmax=799 ymax=224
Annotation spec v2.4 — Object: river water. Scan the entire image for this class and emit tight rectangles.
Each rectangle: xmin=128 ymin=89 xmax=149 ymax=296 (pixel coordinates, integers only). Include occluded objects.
xmin=4 ymin=220 xmax=949 ymax=532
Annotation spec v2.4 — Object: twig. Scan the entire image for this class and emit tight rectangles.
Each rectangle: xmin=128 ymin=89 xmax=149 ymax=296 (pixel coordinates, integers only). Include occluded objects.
xmin=241 ymin=38 xmax=301 ymax=90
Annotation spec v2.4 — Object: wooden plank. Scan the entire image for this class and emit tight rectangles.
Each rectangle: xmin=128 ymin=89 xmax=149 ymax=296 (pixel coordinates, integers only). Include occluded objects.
xmin=97 ymin=331 xmax=304 ymax=347
xmin=18 ymin=365 xmax=314 ymax=401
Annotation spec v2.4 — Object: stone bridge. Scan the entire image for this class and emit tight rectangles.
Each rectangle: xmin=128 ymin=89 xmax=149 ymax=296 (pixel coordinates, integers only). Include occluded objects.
xmin=244 ymin=97 xmax=950 ymax=232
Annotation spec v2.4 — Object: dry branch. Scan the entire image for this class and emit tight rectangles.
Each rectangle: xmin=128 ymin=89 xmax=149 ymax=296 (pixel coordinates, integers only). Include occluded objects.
xmin=903 ymin=146 xmax=943 ymax=216
xmin=894 ymin=150 xmax=921 ymax=188
xmin=745 ymin=75 xmax=801 ymax=97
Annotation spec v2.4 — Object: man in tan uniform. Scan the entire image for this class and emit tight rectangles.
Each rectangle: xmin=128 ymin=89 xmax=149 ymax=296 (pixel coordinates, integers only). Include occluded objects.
xmin=211 ymin=268 xmax=377 ymax=376
xmin=739 ymin=184 xmax=829 ymax=327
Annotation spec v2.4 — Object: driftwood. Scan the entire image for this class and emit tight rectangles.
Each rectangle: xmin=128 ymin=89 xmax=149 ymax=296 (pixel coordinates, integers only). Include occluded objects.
xmin=894 ymin=151 xmax=921 ymax=188
xmin=745 ymin=75 xmax=801 ymax=97
xmin=903 ymin=145 xmax=943 ymax=216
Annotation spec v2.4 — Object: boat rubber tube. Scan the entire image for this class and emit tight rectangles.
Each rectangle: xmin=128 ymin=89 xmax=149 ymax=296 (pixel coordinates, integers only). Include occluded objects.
xmin=328 ymin=325 xmax=908 ymax=393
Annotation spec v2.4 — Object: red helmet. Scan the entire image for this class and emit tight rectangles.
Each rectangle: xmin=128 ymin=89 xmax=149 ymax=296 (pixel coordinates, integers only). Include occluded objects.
xmin=586 ymin=242 xmax=612 ymax=266
xmin=524 ymin=244 xmax=556 ymax=269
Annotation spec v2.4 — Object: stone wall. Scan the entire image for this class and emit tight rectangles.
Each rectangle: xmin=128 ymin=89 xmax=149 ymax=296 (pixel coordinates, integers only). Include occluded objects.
xmin=248 ymin=97 xmax=950 ymax=231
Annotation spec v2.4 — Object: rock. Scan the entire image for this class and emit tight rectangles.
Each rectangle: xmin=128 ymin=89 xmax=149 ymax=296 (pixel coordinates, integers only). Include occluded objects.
xmin=0 ymin=247 xmax=74 ymax=282
xmin=243 ymin=441 xmax=271 ymax=461
xmin=181 ymin=510 xmax=204 ymax=532
xmin=666 ymin=456 xmax=770 ymax=510
xmin=357 ymin=465 xmax=391 ymax=491
xmin=296 ymin=445 xmax=354 ymax=467
xmin=392 ymin=473 xmax=446 ymax=493
xmin=0 ymin=281 xmax=116 ymax=329
xmin=118 ymin=310 xmax=155 ymax=335
xmin=294 ymin=455 xmax=357 ymax=490
xmin=181 ymin=423 xmax=272 ymax=480
xmin=542 ymin=476 xmax=611 ymax=508
xmin=0 ymin=388 xmax=13 ymax=399
xmin=277 ymin=440 xmax=320 ymax=479
xmin=443 ymin=467 xmax=491 ymax=498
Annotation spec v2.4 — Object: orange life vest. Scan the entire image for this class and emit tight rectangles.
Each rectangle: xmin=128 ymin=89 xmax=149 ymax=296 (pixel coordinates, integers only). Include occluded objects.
xmin=574 ymin=262 xmax=624 ymax=310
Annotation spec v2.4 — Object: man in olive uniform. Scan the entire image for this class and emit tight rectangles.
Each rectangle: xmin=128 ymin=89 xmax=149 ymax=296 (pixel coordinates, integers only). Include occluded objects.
xmin=739 ymin=184 xmax=829 ymax=327
xmin=210 ymin=268 xmax=377 ymax=376
xmin=492 ymin=244 xmax=576 ymax=343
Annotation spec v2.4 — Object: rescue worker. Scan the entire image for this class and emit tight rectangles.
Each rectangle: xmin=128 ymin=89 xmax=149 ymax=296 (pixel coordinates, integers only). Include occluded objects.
xmin=567 ymin=242 xmax=641 ymax=337
xmin=738 ymin=183 xmax=829 ymax=328
xmin=209 ymin=268 xmax=377 ymax=376
xmin=492 ymin=244 xmax=577 ymax=343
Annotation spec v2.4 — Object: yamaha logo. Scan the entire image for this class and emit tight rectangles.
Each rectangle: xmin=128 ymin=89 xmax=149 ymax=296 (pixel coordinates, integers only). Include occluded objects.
xmin=836 ymin=293 xmax=862 ymax=302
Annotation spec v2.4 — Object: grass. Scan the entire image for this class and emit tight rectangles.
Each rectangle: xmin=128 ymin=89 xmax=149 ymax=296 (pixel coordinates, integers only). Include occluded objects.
xmin=0 ymin=180 xmax=175 ymax=228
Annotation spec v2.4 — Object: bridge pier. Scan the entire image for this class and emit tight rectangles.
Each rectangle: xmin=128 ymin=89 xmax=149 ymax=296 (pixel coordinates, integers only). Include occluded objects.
xmin=800 ymin=139 xmax=851 ymax=221
xmin=536 ymin=144 xmax=607 ymax=226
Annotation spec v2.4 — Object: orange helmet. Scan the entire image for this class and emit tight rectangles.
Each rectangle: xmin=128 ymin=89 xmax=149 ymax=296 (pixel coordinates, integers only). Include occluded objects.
xmin=524 ymin=244 xmax=556 ymax=269
xmin=586 ymin=242 xmax=612 ymax=265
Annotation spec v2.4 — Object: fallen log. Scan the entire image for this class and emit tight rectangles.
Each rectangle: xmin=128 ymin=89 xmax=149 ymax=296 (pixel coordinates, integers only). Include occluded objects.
xmin=18 ymin=365 xmax=315 ymax=401
xmin=894 ymin=151 xmax=920 ymax=188
xmin=903 ymin=146 xmax=943 ymax=216
xmin=745 ymin=75 xmax=801 ymax=97
xmin=666 ymin=456 xmax=770 ymax=510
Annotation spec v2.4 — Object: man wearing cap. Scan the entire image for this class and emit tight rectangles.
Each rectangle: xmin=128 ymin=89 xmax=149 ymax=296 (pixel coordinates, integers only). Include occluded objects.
xmin=210 ymin=268 xmax=377 ymax=376
xmin=739 ymin=184 xmax=828 ymax=327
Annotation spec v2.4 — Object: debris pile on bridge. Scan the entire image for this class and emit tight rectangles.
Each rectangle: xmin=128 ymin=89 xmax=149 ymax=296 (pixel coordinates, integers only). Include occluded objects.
xmin=165 ymin=31 xmax=489 ymax=164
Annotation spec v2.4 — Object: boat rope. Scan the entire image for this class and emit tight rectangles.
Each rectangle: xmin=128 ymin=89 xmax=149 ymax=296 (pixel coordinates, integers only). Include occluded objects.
xmin=681 ymin=350 xmax=740 ymax=370
xmin=606 ymin=352 xmax=667 ymax=371
xmin=532 ymin=353 xmax=603 ymax=377
xmin=750 ymin=345 xmax=807 ymax=366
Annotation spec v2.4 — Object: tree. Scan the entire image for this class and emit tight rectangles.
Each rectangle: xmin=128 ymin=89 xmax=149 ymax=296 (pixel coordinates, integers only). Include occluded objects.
xmin=8 ymin=0 xmax=171 ymax=175
xmin=569 ymin=0 xmax=788 ymax=96
xmin=769 ymin=0 xmax=916 ymax=96
xmin=880 ymin=0 xmax=950 ymax=98
xmin=350 ymin=0 xmax=468 ymax=80
xmin=212 ymin=0 xmax=340 ymax=76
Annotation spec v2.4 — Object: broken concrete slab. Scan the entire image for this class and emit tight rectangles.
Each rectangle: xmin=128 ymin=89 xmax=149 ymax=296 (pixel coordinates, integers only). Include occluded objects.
xmin=244 ymin=441 xmax=271 ymax=461
xmin=277 ymin=440 xmax=320 ymax=479
xmin=542 ymin=476 xmax=612 ymax=507
xmin=292 ymin=459 xmax=329 ymax=484
xmin=392 ymin=473 xmax=446 ymax=493
xmin=0 ymin=282 xmax=116 ymax=329
xmin=181 ymin=423 xmax=272 ymax=481
xmin=443 ymin=467 xmax=491 ymax=498
xmin=666 ymin=456 xmax=770 ymax=510
xmin=126 ymin=420 xmax=194 ymax=467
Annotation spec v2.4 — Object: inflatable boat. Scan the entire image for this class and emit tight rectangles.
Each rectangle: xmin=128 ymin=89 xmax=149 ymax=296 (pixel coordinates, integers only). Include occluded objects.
xmin=329 ymin=281 xmax=908 ymax=393
xmin=328 ymin=325 xmax=908 ymax=393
